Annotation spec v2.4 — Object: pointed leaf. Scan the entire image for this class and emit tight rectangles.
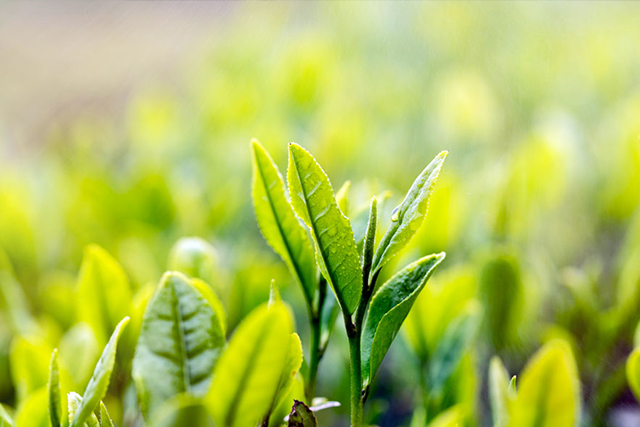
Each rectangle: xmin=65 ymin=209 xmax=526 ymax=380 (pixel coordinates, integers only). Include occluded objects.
xmin=133 ymin=272 xmax=225 ymax=419
xmin=206 ymin=302 xmax=293 ymax=427
xmin=371 ymin=151 xmax=447 ymax=276
xmin=362 ymin=253 xmax=445 ymax=384
xmin=76 ymin=245 xmax=132 ymax=345
xmin=70 ymin=317 xmax=130 ymax=427
xmin=489 ymin=356 xmax=511 ymax=427
xmin=287 ymin=401 xmax=317 ymax=427
xmin=271 ymin=333 xmax=304 ymax=413
xmin=508 ymin=340 xmax=580 ymax=427
xmin=67 ymin=393 xmax=99 ymax=427
xmin=48 ymin=350 xmax=62 ymax=427
xmin=99 ymin=402 xmax=114 ymax=427
xmin=252 ymin=140 xmax=317 ymax=305
xmin=362 ymin=197 xmax=377 ymax=284
xmin=287 ymin=143 xmax=362 ymax=314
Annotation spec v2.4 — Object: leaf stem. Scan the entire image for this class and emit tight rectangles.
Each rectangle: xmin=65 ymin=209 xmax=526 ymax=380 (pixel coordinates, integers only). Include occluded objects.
xmin=306 ymin=313 xmax=321 ymax=402
xmin=347 ymin=324 xmax=364 ymax=427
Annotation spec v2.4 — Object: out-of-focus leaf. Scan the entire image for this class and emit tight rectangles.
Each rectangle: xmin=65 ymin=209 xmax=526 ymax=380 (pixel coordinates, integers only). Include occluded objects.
xmin=48 ymin=350 xmax=62 ymax=427
xmin=70 ymin=317 xmax=130 ymax=427
xmin=191 ymin=278 xmax=227 ymax=337
xmin=76 ymin=245 xmax=132 ymax=346
xmin=626 ymin=348 xmax=640 ymax=403
xmin=427 ymin=404 xmax=463 ymax=427
xmin=0 ymin=404 xmax=14 ymax=427
xmin=251 ymin=140 xmax=317 ymax=305
xmin=133 ymin=273 xmax=224 ymax=419
xmin=168 ymin=237 xmax=219 ymax=288
xmin=489 ymin=356 xmax=511 ymax=427
xmin=287 ymin=400 xmax=317 ymax=427
xmin=362 ymin=197 xmax=377 ymax=284
xmin=335 ymin=180 xmax=351 ymax=216
xmin=427 ymin=303 xmax=481 ymax=398
xmin=150 ymin=395 xmax=216 ymax=427
xmin=287 ymin=143 xmax=362 ymax=314
xmin=10 ymin=336 xmax=51 ymax=402
xmin=99 ymin=402 xmax=114 ymax=427
xmin=59 ymin=323 xmax=100 ymax=390
xmin=0 ymin=250 xmax=38 ymax=336
xmin=15 ymin=387 xmax=48 ymax=427
xmin=371 ymin=151 xmax=447 ymax=276
xmin=507 ymin=340 xmax=580 ymax=427
xmin=319 ymin=291 xmax=339 ymax=349
xmin=270 ymin=333 xmax=303 ymax=414
xmin=206 ymin=302 xmax=293 ymax=427
xmin=362 ymin=253 xmax=446 ymax=384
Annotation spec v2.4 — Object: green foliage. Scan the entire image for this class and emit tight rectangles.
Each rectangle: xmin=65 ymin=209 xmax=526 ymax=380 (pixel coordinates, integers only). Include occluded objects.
xmin=133 ymin=272 xmax=225 ymax=419
xmin=626 ymin=348 xmax=640 ymax=403
xmin=47 ymin=350 xmax=62 ymax=427
xmin=287 ymin=401 xmax=317 ymax=427
xmin=287 ymin=143 xmax=363 ymax=314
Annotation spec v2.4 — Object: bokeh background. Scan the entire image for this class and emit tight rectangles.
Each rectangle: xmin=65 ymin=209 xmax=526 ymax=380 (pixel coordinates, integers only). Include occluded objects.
xmin=1 ymin=2 xmax=640 ymax=426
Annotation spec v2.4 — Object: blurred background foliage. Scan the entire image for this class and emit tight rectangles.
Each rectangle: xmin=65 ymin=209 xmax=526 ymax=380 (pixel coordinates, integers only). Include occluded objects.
xmin=1 ymin=2 xmax=640 ymax=426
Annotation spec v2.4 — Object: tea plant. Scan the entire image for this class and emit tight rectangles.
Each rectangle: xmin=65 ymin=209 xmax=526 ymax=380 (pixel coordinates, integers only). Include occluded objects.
xmin=253 ymin=141 xmax=447 ymax=426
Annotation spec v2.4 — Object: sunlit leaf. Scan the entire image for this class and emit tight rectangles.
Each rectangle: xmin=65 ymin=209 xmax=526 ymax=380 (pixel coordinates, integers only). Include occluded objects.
xmin=371 ymin=151 xmax=447 ymax=276
xmin=70 ymin=317 xmax=130 ymax=427
xmin=48 ymin=350 xmax=62 ymax=427
xmin=15 ymin=388 xmax=48 ymax=427
xmin=99 ymin=402 xmax=114 ymax=427
xmin=59 ymin=323 xmax=100 ymax=391
xmin=10 ymin=336 xmax=51 ymax=402
xmin=287 ymin=143 xmax=362 ymax=314
xmin=133 ymin=273 xmax=224 ymax=419
xmin=489 ymin=356 xmax=511 ymax=427
xmin=149 ymin=395 xmax=216 ymax=427
xmin=252 ymin=140 xmax=317 ymax=305
xmin=362 ymin=253 xmax=446 ymax=384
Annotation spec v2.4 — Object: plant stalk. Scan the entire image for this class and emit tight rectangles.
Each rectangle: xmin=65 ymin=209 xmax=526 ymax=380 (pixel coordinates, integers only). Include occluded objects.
xmin=347 ymin=324 xmax=364 ymax=427
xmin=305 ymin=314 xmax=321 ymax=402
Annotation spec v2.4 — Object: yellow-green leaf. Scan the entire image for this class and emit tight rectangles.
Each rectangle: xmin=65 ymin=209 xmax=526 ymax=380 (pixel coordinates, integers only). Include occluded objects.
xmin=252 ymin=140 xmax=317 ymax=305
xmin=10 ymin=336 xmax=51 ymax=403
xmin=489 ymin=356 xmax=511 ymax=427
xmin=287 ymin=143 xmax=362 ymax=314
xmin=149 ymin=394 xmax=216 ymax=427
xmin=48 ymin=350 xmax=62 ymax=427
xmin=0 ymin=404 xmax=15 ymax=427
xmin=626 ymin=348 xmax=640 ymax=403
xmin=206 ymin=301 xmax=293 ymax=427
xmin=99 ymin=402 xmax=114 ymax=427
xmin=15 ymin=388 xmax=48 ymax=427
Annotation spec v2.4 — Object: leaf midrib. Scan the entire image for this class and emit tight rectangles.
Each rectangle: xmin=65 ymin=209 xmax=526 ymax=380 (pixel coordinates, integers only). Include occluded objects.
xmin=171 ymin=282 xmax=193 ymax=395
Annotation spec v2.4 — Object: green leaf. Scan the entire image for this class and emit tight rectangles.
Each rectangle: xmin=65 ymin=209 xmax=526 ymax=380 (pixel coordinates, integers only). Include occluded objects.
xmin=59 ymin=323 xmax=100 ymax=390
xmin=76 ymin=245 xmax=132 ymax=346
xmin=507 ymin=340 xmax=580 ymax=427
xmin=150 ymin=395 xmax=216 ymax=427
xmin=10 ymin=336 xmax=51 ymax=402
xmin=335 ymin=180 xmax=351 ymax=216
xmin=133 ymin=272 xmax=225 ymax=419
xmin=15 ymin=388 xmax=48 ymax=427
xmin=48 ymin=350 xmax=62 ymax=427
xmin=287 ymin=400 xmax=317 ymax=427
xmin=371 ymin=151 xmax=447 ymax=276
xmin=99 ymin=402 xmax=114 ymax=427
xmin=70 ymin=317 xmax=130 ymax=427
xmin=0 ymin=250 xmax=38 ymax=336
xmin=168 ymin=237 xmax=219 ymax=287
xmin=0 ymin=404 xmax=15 ymax=427
xmin=269 ymin=333 xmax=304 ymax=415
xmin=626 ymin=348 xmax=640 ymax=403
xmin=67 ymin=393 xmax=99 ymax=427
xmin=206 ymin=301 xmax=293 ymax=427
xmin=489 ymin=356 xmax=511 ymax=427
xmin=287 ymin=143 xmax=362 ymax=314
xmin=191 ymin=278 xmax=228 ymax=337
xmin=362 ymin=253 xmax=446 ymax=384
xmin=252 ymin=140 xmax=317 ymax=305
xmin=427 ymin=303 xmax=481 ymax=398
xmin=319 ymin=291 xmax=339 ymax=349
xmin=362 ymin=197 xmax=377 ymax=285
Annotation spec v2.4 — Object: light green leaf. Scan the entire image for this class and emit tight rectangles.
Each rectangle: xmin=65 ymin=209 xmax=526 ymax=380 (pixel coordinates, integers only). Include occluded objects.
xmin=99 ymin=402 xmax=114 ymax=427
xmin=67 ymin=393 xmax=98 ymax=427
xmin=0 ymin=250 xmax=38 ymax=336
xmin=150 ymin=395 xmax=216 ymax=427
xmin=626 ymin=348 xmax=640 ymax=403
xmin=133 ymin=272 xmax=225 ymax=419
xmin=0 ymin=404 xmax=15 ymax=427
xmin=48 ymin=350 xmax=62 ymax=427
xmin=287 ymin=143 xmax=362 ymax=314
xmin=76 ymin=245 xmax=132 ymax=346
xmin=362 ymin=197 xmax=377 ymax=284
xmin=206 ymin=302 xmax=293 ymax=427
xmin=168 ymin=237 xmax=219 ymax=288
xmin=70 ymin=317 xmax=130 ymax=427
xmin=427 ymin=404 xmax=463 ymax=427
xmin=59 ymin=323 xmax=100 ymax=390
xmin=191 ymin=278 xmax=228 ymax=337
xmin=489 ymin=356 xmax=511 ymax=427
xmin=252 ymin=141 xmax=317 ymax=305
xmin=319 ymin=291 xmax=339 ymax=349
xmin=508 ymin=340 xmax=580 ymax=427
xmin=371 ymin=151 xmax=447 ymax=276
xmin=10 ymin=336 xmax=51 ymax=402
xmin=287 ymin=400 xmax=317 ymax=427
xmin=15 ymin=388 xmax=48 ymax=427
xmin=270 ymin=333 xmax=304 ymax=414
xmin=362 ymin=253 xmax=446 ymax=384
xmin=335 ymin=180 xmax=351 ymax=216
xmin=427 ymin=303 xmax=481 ymax=398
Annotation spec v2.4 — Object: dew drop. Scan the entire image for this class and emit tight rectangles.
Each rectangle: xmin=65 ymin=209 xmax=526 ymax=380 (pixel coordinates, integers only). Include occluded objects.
xmin=390 ymin=206 xmax=400 ymax=222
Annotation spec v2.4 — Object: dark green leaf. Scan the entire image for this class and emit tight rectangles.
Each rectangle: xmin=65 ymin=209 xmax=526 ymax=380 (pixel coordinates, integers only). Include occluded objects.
xmin=362 ymin=253 xmax=445 ymax=384
xmin=287 ymin=401 xmax=317 ymax=427
xmin=287 ymin=143 xmax=362 ymax=314
xmin=371 ymin=151 xmax=447 ymax=276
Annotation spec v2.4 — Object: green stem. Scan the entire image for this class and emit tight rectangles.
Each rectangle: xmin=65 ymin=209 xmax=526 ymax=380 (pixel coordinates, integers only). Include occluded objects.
xmin=305 ymin=314 xmax=321 ymax=403
xmin=347 ymin=323 xmax=364 ymax=427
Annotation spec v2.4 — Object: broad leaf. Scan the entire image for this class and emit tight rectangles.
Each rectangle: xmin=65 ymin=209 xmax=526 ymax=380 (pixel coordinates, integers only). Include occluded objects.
xmin=76 ymin=245 xmax=132 ymax=346
xmin=287 ymin=143 xmax=362 ymax=314
xmin=269 ymin=333 xmax=304 ymax=415
xmin=427 ymin=303 xmax=481 ymax=398
xmin=371 ymin=151 xmax=447 ymax=276
xmin=150 ymin=395 xmax=216 ymax=427
xmin=0 ymin=404 xmax=14 ymax=427
xmin=206 ymin=302 xmax=293 ymax=427
xmin=287 ymin=401 xmax=317 ymax=427
xmin=48 ymin=350 xmax=62 ymax=427
xmin=191 ymin=278 xmax=227 ymax=336
xmin=70 ymin=317 xmax=130 ymax=427
xmin=133 ymin=272 xmax=225 ymax=418
xmin=489 ymin=356 xmax=511 ymax=427
xmin=508 ymin=340 xmax=580 ymax=427
xmin=626 ymin=348 xmax=640 ymax=403
xmin=252 ymin=141 xmax=317 ymax=305
xmin=362 ymin=253 xmax=446 ymax=384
